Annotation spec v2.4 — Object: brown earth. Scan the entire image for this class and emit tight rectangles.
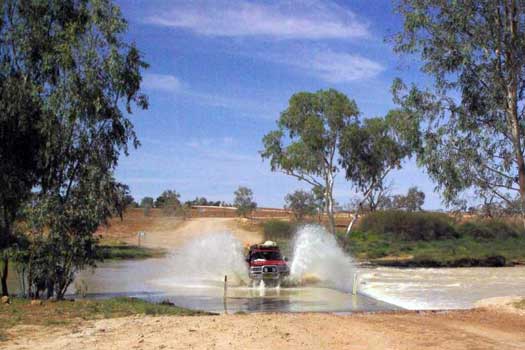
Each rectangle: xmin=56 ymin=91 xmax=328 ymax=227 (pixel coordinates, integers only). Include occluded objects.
xmin=98 ymin=210 xmax=263 ymax=249
xmin=3 ymin=308 xmax=525 ymax=350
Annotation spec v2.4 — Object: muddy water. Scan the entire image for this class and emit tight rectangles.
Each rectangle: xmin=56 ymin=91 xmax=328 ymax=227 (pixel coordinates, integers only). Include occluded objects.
xmin=357 ymin=265 xmax=525 ymax=310
xmin=8 ymin=258 xmax=525 ymax=312
xmin=68 ymin=258 xmax=394 ymax=313
xmin=6 ymin=226 xmax=525 ymax=312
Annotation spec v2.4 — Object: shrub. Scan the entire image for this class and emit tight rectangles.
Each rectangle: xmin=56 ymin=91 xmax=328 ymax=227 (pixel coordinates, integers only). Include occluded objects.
xmin=456 ymin=220 xmax=521 ymax=239
xmin=263 ymin=219 xmax=294 ymax=241
xmin=358 ymin=210 xmax=457 ymax=240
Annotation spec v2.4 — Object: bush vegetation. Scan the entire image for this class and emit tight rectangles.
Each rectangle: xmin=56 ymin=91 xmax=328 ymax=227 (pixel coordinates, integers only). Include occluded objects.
xmin=262 ymin=219 xmax=295 ymax=256
xmin=261 ymin=212 xmax=525 ymax=266
xmin=263 ymin=219 xmax=294 ymax=241
xmin=358 ymin=210 xmax=458 ymax=240
xmin=338 ymin=210 xmax=525 ymax=266
xmin=97 ymin=245 xmax=165 ymax=260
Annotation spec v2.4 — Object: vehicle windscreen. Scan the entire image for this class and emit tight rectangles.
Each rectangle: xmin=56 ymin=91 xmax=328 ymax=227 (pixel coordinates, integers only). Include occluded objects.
xmin=251 ymin=251 xmax=282 ymax=260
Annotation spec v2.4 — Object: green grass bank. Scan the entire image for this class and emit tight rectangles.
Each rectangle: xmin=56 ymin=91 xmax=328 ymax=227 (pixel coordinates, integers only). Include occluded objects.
xmin=97 ymin=244 xmax=165 ymax=260
xmin=262 ymin=212 xmax=525 ymax=267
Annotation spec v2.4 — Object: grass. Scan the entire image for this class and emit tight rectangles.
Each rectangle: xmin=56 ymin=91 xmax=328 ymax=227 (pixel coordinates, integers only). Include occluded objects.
xmin=97 ymin=244 xmax=165 ymax=260
xmin=513 ymin=298 xmax=525 ymax=310
xmin=0 ymin=297 xmax=209 ymax=341
xmin=340 ymin=230 xmax=525 ymax=267
xmin=261 ymin=219 xmax=297 ymax=257
xmin=254 ymin=215 xmax=525 ymax=267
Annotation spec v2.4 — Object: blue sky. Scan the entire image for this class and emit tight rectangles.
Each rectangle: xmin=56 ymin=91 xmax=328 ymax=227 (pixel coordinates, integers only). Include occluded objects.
xmin=115 ymin=0 xmax=443 ymax=209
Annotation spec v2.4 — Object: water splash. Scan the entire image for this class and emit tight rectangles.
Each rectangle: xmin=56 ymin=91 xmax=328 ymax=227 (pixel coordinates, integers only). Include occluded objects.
xmin=166 ymin=232 xmax=249 ymax=286
xmin=290 ymin=225 xmax=355 ymax=292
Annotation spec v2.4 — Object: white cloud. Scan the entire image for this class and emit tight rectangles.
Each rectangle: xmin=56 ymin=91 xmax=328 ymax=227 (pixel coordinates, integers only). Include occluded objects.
xmin=142 ymin=73 xmax=182 ymax=92
xmin=144 ymin=0 xmax=369 ymax=40
xmin=275 ymin=49 xmax=384 ymax=82
xmin=141 ymin=73 xmax=280 ymax=116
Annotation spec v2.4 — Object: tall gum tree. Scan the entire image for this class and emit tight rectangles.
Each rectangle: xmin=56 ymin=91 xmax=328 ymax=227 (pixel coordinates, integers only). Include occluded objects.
xmin=261 ymin=89 xmax=359 ymax=234
xmin=0 ymin=0 xmax=148 ymax=298
xmin=339 ymin=110 xmax=416 ymax=234
xmin=393 ymin=1 xmax=525 ymax=223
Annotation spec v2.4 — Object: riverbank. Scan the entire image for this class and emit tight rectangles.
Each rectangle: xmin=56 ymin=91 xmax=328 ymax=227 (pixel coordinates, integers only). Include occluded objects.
xmin=97 ymin=244 xmax=166 ymax=260
xmin=1 ymin=302 xmax=524 ymax=349
xmin=347 ymin=233 xmax=525 ymax=267
xmin=260 ymin=217 xmax=525 ymax=267
xmin=0 ymin=297 xmax=208 ymax=343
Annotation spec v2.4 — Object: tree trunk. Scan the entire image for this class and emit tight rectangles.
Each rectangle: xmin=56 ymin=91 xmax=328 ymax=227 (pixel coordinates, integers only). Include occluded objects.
xmin=346 ymin=212 xmax=359 ymax=236
xmin=325 ymin=175 xmax=336 ymax=235
xmin=504 ymin=1 xmax=525 ymax=230
xmin=1 ymin=258 xmax=8 ymax=296
xmin=506 ymin=75 xmax=525 ymax=229
xmin=27 ymin=259 xmax=33 ymax=299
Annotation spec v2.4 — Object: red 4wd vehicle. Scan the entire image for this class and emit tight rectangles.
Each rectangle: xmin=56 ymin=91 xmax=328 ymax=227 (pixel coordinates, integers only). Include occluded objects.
xmin=246 ymin=241 xmax=289 ymax=287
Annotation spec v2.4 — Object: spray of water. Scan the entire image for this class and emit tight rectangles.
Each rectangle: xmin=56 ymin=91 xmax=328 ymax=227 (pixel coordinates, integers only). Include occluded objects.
xmin=290 ymin=225 xmax=355 ymax=291
xmin=166 ymin=232 xmax=249 ymax=286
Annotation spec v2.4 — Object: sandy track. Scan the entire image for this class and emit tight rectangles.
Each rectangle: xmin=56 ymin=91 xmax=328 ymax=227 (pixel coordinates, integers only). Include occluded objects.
xmin=101 ymin=215 xmax=263 ymax=249
xmin=4 ymin=309 xmax=525 ymax=350
xmin=138 ymin=218 xmax=263 ymax=249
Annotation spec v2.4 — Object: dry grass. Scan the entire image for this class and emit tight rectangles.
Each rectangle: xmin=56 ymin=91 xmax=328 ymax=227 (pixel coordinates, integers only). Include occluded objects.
xmin=514 ymin=298 xmax=525 ymax=310
xmin=0 ymin=297 xmax=208 ymax=342
xmin=97 ymin=208 xmax=185 ymax=245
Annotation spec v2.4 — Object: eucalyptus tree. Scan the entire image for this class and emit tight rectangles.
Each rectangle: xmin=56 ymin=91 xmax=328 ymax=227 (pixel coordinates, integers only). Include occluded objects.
xmin=339 ymin=111 xmax=415 ymax=234
xmin=284 ymin=190 xmax=317 ymax=221
xmin=1 ymin=0 xmax=148 ymax=298
xmin=0 ymin=75 xmax=42 ymax=296
xmin=393 ymin=1 xmax=525 ymax=223
xmin=261 ymin=89 xmax=359 ymax=234
xmin=233 ymin=186 xmax=257 ymax=218
xmin=393 ymin=187 xmax=426 ymax=212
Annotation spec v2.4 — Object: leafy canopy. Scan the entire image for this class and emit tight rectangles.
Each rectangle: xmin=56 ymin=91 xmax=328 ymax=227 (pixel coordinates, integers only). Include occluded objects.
xmin=261 ymin=89 xmax=359 ymax=233
xmin=392 ymin=1 xmax=525 ymax=209
xmin=284 ymin=190 xmax=318 ymax=221
xmin=234 ymin=186 xmax=257 ymax=218
xmin=1 ymin=0 xmax=148 ymax=298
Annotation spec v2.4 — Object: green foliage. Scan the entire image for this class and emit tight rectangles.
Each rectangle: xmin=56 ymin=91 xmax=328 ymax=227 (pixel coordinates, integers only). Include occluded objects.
xmin=97 ymin=245 xmax=164 ymax=260
xmin=284 ymin=190 xmax=317 ymax=221
xmin=0 ymin=0 xmax=148 ymax=299
xmin=233 ymin=186 xmax=257 ymax=218
xmin=261 ymin=89 xmax=360 ymax=234
xmin=343 ymin=228 xmax=525 ymax=267
xmin=358 ymin=210 xmax=457 ymax=241
xmin=155 ymin=190 xmax=181 ymax=216
xmin=140 ymin=197 xmax=154 ymax=216
xmin=0 ymin=71 xmax=43 ymax=295
xmin=341 ymin=213 xmax=525 ymax=266
xmin=174 ymin=204 xmax=189 ymax=220
xmin=263 ymin=220 xmax=294 ymax=241
xmin=262 ymin=219 xmax=295 ymax=256
xmin=514 ymin=299 xmax=525 ymax=310
xmin=456 ymin=220 xmax=521 ymax=240
xmin=390 ymin=186 xmax=426 ymax=212
xmin=184 ymin=197 xmax=223 ymax=206
xmin=339 ymin=113 xmax=414 ymax=196
xmin=392 ymin=2 xmax=525 ymax=211
xmin=140 ymin=197 xmax=154 ymax=208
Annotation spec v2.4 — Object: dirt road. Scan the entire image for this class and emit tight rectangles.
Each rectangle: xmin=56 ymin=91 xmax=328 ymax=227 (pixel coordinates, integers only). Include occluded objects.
xmin=101 ymin=214 xmax=263 ymax=249
xmin=4 ymin=308 xmax=525 ymax=350
xmin=139 ymin=217 xmax=263 ymax=249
